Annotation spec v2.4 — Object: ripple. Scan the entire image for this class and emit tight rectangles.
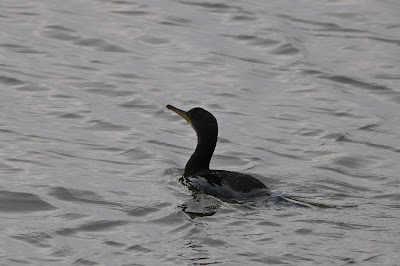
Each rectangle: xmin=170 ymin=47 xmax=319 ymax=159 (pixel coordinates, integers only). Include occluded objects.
xmin=42 ymin=25 xmax=131 ymax=53
xmin=137 ymin=34 xmax=170 ymax=45
xmin=87 ymin=120 xmax=130 ymax=132
xmin=79 ymin=83 xmax=134 ymax=98
xmin=211 ymin=52 xmax=270 ymax=65
xmin=54 ymin=63 xmax=98 ymax=72
xmin=255 ymin=146 xmax=307 ymax=161
xmin=108 ymin=72 xmax=144 ymax=79
xmin=367 ymin=36 xmax=400 ymax=46
xmin=56 ymin=212 xmax=89 ymax=221
xmin=323 ymin=12 xmax=364 ymax=20
xmin=58 ymin=112 xmax=85 ymax=119
xmin=96 ymin=43 xmax=131 ymax=53
xmin=295 ymin=218 xmax=373 ymax=230
xmin=222 ymin=34 xmax=281 ymax=48
xmin=125 ymin=244 xmax=153 ymax=253
xmin=48 ymin=187 xmax=122 ymax=209
xmin=316 ymin=165 xmax=384 ymax=180
xmin=332 ymin=156 xmax=374 ymax=169
xmin=372 ymin=193 xmax=400 ymax=201
xmin=179 ymin=1 xmax=234 ymax=11
xmin=7 ymin=157 xmax=52 ymax=167
xmin=74 ymin=37 xmax=107 ymax=47
xmin=322 ymin=133 xmax=400 ymax=153
xmin=373 ymin=74 xmax=400 ymax=80
xmin=124 ymin=202 xmax=171 ymax=217
xmin=0 ymin=190 xmax=56 ymax=213
xmin=279 ymin=14 xmax=369 ymax=34
xmin=0 ymin=128 xmax=24 ymax=141
xmin=293 ymin=127 xmax=325 ymax=137
xmin=72 ymin=258 xmax=98 ymax=265
xmin=229 ymin=14 xmax=257 ymax=22
xmin=103 ymin=240 xmax=125 ymax=247
xmin=159 ymin=16 xmax=192 ymax=26
xmin=11 ymin=231 xmax=52 ymax=248
xmin=270 ymin=43 xmax=300 ymax=55
xmin=0 ymin=43 xmax=45 ymax=54
xmin=74 ymin=37 xmax=132 ymax=52
xmin=43 ymin=25 xmax=79 ymax=41
xmin=15 ymin=84 xmax=51 ymax=92
xmin=0 ymin=162 xmax=24 ymax=174
xmin=113 ymin=9 xmax=151 ymax=15
xmin=60 ymin=220 xmax=129 ymax=234
xmin=149 ymin=210 xmax=199 ymax=236
xmin=118 ymin=99 xmax=158 ymax=110
xmin=213 ymin=152 xmax=261 ymax=168
xmin=118 ymin=147 xmax=155 ymax=160
xmin=0 ymin=75 xmax=25 ymax=86
xmin=319 ymin=74 xmax=391 ymax=92
xmin=358 ymin=123 xmax=399 ymax=137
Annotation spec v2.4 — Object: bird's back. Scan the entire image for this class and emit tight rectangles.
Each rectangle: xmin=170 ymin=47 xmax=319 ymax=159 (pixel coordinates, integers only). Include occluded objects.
xmin=183 ymin=170 xmax=271 ymax=201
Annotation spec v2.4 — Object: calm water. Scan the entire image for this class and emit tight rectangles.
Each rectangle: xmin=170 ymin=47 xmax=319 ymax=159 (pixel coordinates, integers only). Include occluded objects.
xmin=1 ymin=0 xmax=400 ymax=265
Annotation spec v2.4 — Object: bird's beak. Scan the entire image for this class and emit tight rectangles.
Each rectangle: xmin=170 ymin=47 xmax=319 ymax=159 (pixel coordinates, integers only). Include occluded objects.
xmin=166 ymin=105 xmax=191 ymax=123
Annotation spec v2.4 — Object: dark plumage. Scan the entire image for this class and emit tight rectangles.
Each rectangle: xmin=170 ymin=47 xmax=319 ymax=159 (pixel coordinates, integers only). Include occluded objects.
xmin=167 ymin=105 xmax=271 ymax=200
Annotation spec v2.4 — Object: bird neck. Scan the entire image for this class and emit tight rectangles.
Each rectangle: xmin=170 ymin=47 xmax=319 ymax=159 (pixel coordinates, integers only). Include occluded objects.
xmin=184 ymin=130 xmax=217 ymax=177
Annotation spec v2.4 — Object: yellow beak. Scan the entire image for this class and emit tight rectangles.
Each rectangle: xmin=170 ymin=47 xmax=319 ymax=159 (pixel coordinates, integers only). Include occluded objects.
xmin=166 ymin=105 xmax=191 ymax=123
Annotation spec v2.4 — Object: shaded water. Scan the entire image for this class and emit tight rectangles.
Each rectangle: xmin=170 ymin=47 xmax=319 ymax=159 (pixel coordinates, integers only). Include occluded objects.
xmin=1 ymin=0 xmax=400 ymax=264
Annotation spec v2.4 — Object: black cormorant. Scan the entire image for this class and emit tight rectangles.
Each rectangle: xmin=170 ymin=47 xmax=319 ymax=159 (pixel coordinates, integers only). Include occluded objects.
xmin=166 ymin=105 xmax=272 ymax=201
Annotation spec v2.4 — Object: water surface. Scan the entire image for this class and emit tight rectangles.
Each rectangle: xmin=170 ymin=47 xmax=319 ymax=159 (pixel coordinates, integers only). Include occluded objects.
xmin=1 ymin=0 xmax=400 ymax=265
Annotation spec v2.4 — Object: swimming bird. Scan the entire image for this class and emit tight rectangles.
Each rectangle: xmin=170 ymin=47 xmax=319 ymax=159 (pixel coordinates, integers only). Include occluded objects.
xmin=166 ymin=105 xmax=272 ymax=201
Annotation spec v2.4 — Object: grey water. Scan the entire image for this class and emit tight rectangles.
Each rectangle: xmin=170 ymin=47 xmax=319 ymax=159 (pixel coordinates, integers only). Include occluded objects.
xmin=1 ymin=0 xmax=399 ymax=265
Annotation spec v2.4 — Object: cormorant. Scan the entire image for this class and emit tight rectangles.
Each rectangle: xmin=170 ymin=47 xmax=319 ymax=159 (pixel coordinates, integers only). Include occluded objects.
xmin=166 ymin=105 xmax=272 ymax=201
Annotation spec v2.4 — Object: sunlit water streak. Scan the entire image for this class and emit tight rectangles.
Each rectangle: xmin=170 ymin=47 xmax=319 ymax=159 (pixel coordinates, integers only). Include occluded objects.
xmin=0 ymin=0 xmax=399 ymax=265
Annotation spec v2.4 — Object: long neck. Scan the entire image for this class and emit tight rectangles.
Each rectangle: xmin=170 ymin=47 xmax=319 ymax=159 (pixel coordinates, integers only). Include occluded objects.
xmin=184 ymin=129 xmax=217 ymax=177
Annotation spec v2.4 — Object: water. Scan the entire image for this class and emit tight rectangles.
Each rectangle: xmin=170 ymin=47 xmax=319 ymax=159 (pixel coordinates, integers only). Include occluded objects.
xmin=1 ymin=0 xmax=399 ymax=264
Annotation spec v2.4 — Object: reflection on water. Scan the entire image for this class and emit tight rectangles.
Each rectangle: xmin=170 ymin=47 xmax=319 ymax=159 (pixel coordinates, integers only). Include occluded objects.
xmin=1 ymin=0 xmax=400 ymax=265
